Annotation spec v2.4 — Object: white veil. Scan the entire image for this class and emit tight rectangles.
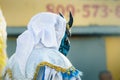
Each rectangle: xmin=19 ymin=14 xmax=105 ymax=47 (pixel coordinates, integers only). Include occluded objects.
xmin=15 ymin=12 xmax=66 ymax=75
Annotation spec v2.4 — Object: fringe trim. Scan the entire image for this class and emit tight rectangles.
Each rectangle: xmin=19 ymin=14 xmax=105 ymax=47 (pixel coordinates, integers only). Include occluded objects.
xmin=3 ymin=62 xmax=76 ymax=80
xmin=33 ymin=62 xmax=75 ymax=80
xmin=4 ymin=68 xmax=13 ymax=79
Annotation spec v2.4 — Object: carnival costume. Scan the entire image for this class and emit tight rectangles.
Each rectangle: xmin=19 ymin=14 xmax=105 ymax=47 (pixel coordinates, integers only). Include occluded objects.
xmin=4 ymin=12 xmax=82 ymax=80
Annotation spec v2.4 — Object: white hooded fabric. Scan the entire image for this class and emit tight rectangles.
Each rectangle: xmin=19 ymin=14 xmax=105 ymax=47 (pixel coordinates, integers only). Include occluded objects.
xmin=4 ymin=12 xmax=81 ymax=80
xmin=15 ymin=12 xmax=67 ymax=75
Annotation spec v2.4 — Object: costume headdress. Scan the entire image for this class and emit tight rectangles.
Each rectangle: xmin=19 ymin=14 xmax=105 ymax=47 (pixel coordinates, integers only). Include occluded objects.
xmin=59 ymin=12 xmax=73 ymax=56
xmin=15 ymin=12 xmax=66 ymax=75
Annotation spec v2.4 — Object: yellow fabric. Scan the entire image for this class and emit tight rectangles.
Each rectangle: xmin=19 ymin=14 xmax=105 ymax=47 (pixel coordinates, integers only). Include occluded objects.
xmin=0 ymin=9 xmax=7 ymax=78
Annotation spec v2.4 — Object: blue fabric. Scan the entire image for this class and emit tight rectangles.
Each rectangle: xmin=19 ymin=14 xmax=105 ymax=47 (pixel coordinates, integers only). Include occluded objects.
xmin=59 ymin=31 xmax=70 ymax=56
xmin=62 ymin=69 xmax=80 ymax=79
xmin=36 ymin=66 xmax=80 ymax=80
xmin=36 ymin=67 xmax=45 ymax=80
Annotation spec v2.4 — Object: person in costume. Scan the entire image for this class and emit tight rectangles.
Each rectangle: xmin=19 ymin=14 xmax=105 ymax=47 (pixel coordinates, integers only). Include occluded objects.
xmin=0 ymin=8 xmax=7 ymax=79
xmin=4 ymin=12 xmax=82 ymax=80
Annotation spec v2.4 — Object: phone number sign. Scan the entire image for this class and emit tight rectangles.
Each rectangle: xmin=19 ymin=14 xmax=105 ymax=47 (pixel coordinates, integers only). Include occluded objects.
xmin=1 ymin=0 xmax=120 ymax=26
xmin=45 ymin=1 xmax=120 ymax=26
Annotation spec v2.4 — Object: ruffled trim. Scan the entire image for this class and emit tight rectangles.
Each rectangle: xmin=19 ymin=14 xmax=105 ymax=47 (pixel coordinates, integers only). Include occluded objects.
xmin=33 ymin=62 xmax=79 ymax=80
